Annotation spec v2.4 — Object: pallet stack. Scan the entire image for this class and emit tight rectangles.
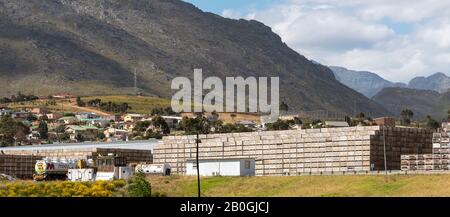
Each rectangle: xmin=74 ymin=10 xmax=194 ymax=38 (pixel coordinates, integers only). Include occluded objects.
xmin=154 ymin=126 xmax=432 ymax=176
xmin=401 ymin=132 xmax=450 ymax=171
xmin=0 ymin=155 xmax=43 ymax=179
xmin=1 ymin=148 xmax=153 ymax=165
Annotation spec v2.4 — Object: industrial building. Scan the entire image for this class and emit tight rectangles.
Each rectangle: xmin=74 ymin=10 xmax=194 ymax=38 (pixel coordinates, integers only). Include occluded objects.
xmin=0 ymin=140 xmax=158 ymax=179
xmin=185 ymin=158 xmax=256 ymax=176
xmin=153 ymin=126 xmax=433 ymax=176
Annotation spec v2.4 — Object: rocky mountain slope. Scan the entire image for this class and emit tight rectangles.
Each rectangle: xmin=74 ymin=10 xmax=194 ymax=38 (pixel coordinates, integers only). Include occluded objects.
xmin=372 ymin=87 xmax=450 ymax=120
xmin=408 ymin=72 xmax=450 ymax=93
xmin=330 ymin=66 xmax=406 ymax=97
xmin=0 ymin=0 xmax=389 ymax=116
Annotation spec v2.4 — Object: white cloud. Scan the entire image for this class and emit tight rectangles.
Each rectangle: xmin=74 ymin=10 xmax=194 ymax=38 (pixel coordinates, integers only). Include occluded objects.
xmin=221 ymin=0 xmax=450 ymax=82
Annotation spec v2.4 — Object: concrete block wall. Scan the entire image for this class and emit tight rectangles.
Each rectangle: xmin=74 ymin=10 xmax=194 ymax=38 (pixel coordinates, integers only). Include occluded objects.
xmin=153 ymin=126 xmax=433 ymax=176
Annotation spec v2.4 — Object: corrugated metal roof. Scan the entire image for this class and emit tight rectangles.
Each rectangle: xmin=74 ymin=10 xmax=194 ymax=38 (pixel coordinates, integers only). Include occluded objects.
xmin=0 ymin=139 xmax=161 ymax=151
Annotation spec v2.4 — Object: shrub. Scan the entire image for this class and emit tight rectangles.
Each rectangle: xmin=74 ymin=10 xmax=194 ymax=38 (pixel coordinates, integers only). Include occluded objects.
xmin=127 ymin=171 xmax=152 ymax=197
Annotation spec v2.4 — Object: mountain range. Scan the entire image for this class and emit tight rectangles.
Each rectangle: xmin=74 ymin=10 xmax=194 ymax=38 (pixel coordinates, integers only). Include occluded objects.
xmin=372 ymin=87 xmax=450 ymax=120
xmin=329 ymin=66 xmax=450 ymax=119
xmin=330 ymin=66 xmax=450 ymax=97
xmin=0 ymin=0 xmax=390 ymax=116
xmin=330 ymin=66 xmax=406 ymax=98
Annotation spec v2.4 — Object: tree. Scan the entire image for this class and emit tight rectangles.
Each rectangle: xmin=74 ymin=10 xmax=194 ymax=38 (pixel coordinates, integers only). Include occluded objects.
xmin=266 ymin=119 xmax=291 ymax=131
xmin=426 ymin=115 xmax=440 ymax=130
xmin=293 ymin=117 xmax=302 ymax=125
xmin=280 ymin=101 xmax=289 ymax=113
xmin=75 ymin=134 xmax=84 ymax=142
xmin=26 ymin=113 xmax=37 ymax=122
xmin=178 ymin=116 xmax=210 ymax=135
xmin=127 ymin=171 xmax=152 ymax=197
xmin=76 ymin=97 xmax=85 ymax=107
xmin=39 ymin=115 xmax=48 ymax=122
xmin=0 ymin=116 xmax=18 ymax=146
xmin=219 ymin=123 xmax=253 ymax=133
xmin=134 ymin=121 xmax=152 ymax=133
xmin=37 ymin=121 xmax=48 ymax=140
xmin=230 ymin=113 xmax=237 ymax=122
xmin=96 ymin=132 xmax=106 ymax=140
xmin=151 ymin=116 xmax=170 ymax=135
xmin=14 ymin=122 xmax=31 ymax=145
xmin=355 ymin=112 xmax=365 ymax=119
xmin=400 ymin=109 xmax=414 ymax=126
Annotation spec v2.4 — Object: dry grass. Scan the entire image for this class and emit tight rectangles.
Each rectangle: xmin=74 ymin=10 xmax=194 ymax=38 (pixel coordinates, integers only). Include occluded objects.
xmin=82 ymin=95 xmax=171 ymax=114
xmin=148 ymin=175 xmax=450 ymax=197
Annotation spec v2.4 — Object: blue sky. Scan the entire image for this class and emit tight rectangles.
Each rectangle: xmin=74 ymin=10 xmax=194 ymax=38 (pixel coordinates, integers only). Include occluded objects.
xmin=184 ymin=0 xmax=277 ymax=15
xmin=184 ymin=0 xmax=450 ymax=82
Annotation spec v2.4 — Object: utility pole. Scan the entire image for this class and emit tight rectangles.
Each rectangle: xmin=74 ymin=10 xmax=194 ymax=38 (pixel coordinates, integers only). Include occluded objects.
xmin=196 ymin=132 xmax=201 ymax=197
xmin=134 ymin=68 xmax=138 ymax=96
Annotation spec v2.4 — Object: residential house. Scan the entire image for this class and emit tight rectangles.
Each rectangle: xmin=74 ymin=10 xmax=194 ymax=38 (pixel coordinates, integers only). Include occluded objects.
xmin=0 ymin=108 xmax=12 ymax=116
xmin=46 ymin=113 xmax=64 ymax=121
xmin=58 ymin=116 xmax=78 ymax=125
xmin=11 ymin=111 xmax=29 ymax=120
xmin=325 ymin=121 xmax=350 ymax=128
xmin=31 ymin=107 xmax=49 ymax=115
xmin=123 ymin=114 xmax=143 ymax=122
xmin=75 ymin=112 xmax=100 ymax=120
xmin=104 ymin=127 xmax=128 ymax=141
xmin=53 ymin=93 xmax=75 ymax=99
xmin=65 ymin=125 xmax=100 ymax=141
xmin=79 ymin=118 xmax=110 ymax=128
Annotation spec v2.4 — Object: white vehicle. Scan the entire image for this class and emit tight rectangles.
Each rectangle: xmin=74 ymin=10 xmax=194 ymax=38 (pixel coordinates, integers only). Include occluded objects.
xmin=67 ymin=168 xmax=96 ymax=182
xmin=135 ymin=164 xmax=171 ymax=176
xmin=67 ymin=155 xmax=134 ymax=181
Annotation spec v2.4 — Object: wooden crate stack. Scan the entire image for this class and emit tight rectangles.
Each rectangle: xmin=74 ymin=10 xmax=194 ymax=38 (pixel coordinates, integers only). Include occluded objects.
xmin=401 ymin=132 xmax=450 ymax=171
xmin=154 ymin=126 xmax=432 ymax=176
xmin=95 ymin=148 xmax=153 ymax=164
xmin=2 ymin=148 xmax=153 ymax=165
xmin=0 ymin=155 xmax=43 ymax=179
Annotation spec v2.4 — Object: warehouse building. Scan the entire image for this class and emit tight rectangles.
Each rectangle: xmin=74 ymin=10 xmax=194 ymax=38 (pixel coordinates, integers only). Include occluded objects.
xmin=153 ymin=126 xmax=433 ymax=176
xmin=0 ymin=140 xmax=159 ymax=179
xmin=185 ymin=158 xmax=256 ymax=176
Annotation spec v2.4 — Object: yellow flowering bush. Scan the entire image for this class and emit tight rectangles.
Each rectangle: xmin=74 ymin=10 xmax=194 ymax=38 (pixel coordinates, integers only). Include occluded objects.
xmin=0 ymin=180 xmax=127 ymax=197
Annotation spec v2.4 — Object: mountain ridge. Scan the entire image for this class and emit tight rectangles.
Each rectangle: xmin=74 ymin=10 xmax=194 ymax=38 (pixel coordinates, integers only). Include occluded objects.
xmin=0 ymin=0 xmax=389 ymax=116
xmin=329 ymin=66 xmax=407 ymax=97
xmin=330 ymin=65 xmax=450 ymax=97
xmin=372 ymin=87 xmax=450 ymax=120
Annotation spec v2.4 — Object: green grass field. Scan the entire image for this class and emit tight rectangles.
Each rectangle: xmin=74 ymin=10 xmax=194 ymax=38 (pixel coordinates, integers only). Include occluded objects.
xmin=147 ymin=175 xmax=450 ymax=197
xmin=81 ymin=95 xmax=171 ymax=114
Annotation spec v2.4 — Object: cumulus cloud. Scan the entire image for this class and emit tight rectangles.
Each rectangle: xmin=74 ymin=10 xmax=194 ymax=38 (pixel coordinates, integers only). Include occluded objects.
xmin=221 ymin=0 xmax=450 ymax=82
